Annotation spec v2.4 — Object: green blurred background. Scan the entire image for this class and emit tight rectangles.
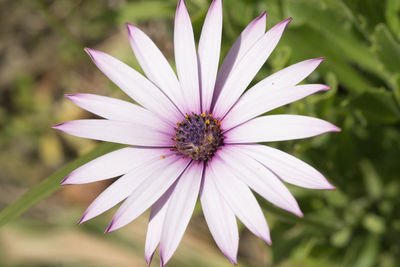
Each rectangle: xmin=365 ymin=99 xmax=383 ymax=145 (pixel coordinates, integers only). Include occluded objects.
xmin=1 ymin=0 xmax=399 ymax=266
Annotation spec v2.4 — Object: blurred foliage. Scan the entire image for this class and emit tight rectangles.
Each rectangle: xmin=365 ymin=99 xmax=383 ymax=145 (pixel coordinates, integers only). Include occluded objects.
xmin=0 ymin=0 xmax=399 ymax=266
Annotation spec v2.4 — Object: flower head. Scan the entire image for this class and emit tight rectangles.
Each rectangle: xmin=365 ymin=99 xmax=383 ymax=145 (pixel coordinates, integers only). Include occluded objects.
xmin=53 ymin=0 xmax=339 ymax=265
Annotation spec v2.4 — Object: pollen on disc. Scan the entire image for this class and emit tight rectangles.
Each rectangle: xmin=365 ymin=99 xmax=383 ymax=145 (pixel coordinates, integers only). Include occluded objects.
xmin=171 ymin=113 xmax=224 ymax=161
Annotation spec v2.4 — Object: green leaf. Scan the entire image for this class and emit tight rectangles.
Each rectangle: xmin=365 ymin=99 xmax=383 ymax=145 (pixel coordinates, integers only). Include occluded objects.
xmin=352 ymin=235 xmax=380 ymax=267
xmin=281 ymin=27 xmax=370 ymax=93
xmin=0 ymin=142 xmax=123 ymax=227
xmin=259 ymin=199 xmax=340 ymax=232
xmin=340 ymin=0 xmax=386 ymax=34
xmin=393 ymin=74 xmax=400 ymax=104
xmin=385 ymin=0 xmax=400 ymax=39
xmin=284 ymin=0 xmax=383 ymax=77
xmin=372 ymin=24 xmax=400 ymax=75
xmin=362 ymin=214 xmax=385 ymax=234
xmin=118 ymin=1 xmax=175 ymax=23
xmin=349 ymin=88 xmax=400 ymax=124
xmin=331 ymin=227 xmax=351 ymax=247
xmin=360 ymin=160 xmax=383 ymax=199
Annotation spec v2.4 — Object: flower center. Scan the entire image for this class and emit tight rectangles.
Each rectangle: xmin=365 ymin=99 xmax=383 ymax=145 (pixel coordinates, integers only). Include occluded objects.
xmin=172 ymin=113 xmax=224 ymax=161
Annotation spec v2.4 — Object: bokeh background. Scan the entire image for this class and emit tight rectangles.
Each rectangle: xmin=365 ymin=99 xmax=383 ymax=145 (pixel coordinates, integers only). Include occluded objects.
xmin=1 ymin=0 xmax=400 ymax=266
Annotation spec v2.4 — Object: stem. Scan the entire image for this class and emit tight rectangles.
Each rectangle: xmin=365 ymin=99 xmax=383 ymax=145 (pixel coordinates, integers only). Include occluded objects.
xmin=0 ymin=142 xmax=123 ymax=227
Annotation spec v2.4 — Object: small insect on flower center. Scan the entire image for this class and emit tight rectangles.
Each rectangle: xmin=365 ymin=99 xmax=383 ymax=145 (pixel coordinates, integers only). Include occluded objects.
xmin=172 ymin=113 xmax=224 ymax=161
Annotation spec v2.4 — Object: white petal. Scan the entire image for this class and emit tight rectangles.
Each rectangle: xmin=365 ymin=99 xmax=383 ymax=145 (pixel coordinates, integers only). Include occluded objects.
xmin=126 ymin=24 xmax=185 ymax=112
xmin=225 ymin=115 xmax=340 ymax=143
xmin=52 ymin=119 xmax=174 ymax=147
xmin=209 ymin=156 xmax=271 ymax=244
xmin=85 ymin=48 xmax=182 ymax=124
xmin=62 ymin=147 xmax=172 ymax=184
xmin=200 ymin=169 xmax=238 ymax=264
xmin=78 ymin=153 xmax=176 ymax=224
xmin=220 ymin=146 xmax=303 ymax=216
xmin=174 ymin=0 xmax=200 ymax=114
xmin=198 ymin=0 xmax=223 ymax=112
xmin=145 ymin=183 xmax=176 ymax=265
xmin=213 ymin=18 xmax=292 ymax=118
xmin=234 ymin=144 xmax=335 ymax=190
xmin=160 ymin=162 xmax=203 ymax=266
xmin=257 ymin=57 xmax=325 ymax=88
xmin=105 ymin=157 xmax=190 ymax=232
xmin=212 ymin=12 xmax=267 ymax=109
xmin=223 ymin=83 xmax=329 ymax=130
xmin=66 ymin=93 xmax=170 ymax=130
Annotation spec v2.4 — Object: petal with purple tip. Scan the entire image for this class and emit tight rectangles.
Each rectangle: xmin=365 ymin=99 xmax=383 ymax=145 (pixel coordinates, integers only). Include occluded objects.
xmin=225 ymin=115 xmax=340 ymax=143
xmin=234 ymin=144 xmax=335 ymax=190
xmin=52 ymin=119 xmax=174 ymax=147
xmin=174 ymin=0 xmax=201 ymax=114
xmin=212 ymin=12 xmax=267 ymax=108
xmin=78 ymin=153 xmax=176 ymax=224
xmin=213 ymin=18 xmax=292 ymax=118
xmin=145 ymin=182 xmax=177 ymax=265
xmin=62 ymin=147 xmax=172 ymax=185
xmin=85 ymin=48 xmax=182 ymax=124
xmin=66 ymin=93 xmax=170 ymax=129
xmin=223 ymin=84 xmax=330 ymax=130
xmin=159 ymin=162 xmax=203 ymax=266
xmin=259 ymin=57 xmax=325 ymax=88
xmin=198 ymin=0 xmax=223 ymax=112
xmin=208 ymin=156 xmax=271 ymax=244
xmin=105 ymin=158 xmax=190 ymax=233
xmin=219 ymin=146 xmax=303 ymax=217
xmin=200 ymin=167 xmax=239 ymax=264
xmin=126 ymin=24 xmax=185 ymax=113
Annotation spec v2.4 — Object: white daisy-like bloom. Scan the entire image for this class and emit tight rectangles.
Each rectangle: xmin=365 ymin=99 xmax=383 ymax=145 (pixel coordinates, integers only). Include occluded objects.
xmin=53 ymin=0 xmax=340 ymax=265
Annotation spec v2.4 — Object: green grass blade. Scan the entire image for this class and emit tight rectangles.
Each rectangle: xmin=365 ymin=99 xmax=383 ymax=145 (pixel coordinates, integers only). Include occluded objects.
xmin=0 ymin=142 xmax=123 ymax=227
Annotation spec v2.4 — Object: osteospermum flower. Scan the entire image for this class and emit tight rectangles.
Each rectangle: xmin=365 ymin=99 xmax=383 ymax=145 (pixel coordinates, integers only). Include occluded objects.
xmin=53 ymin=0 xmax=340 ymax=265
